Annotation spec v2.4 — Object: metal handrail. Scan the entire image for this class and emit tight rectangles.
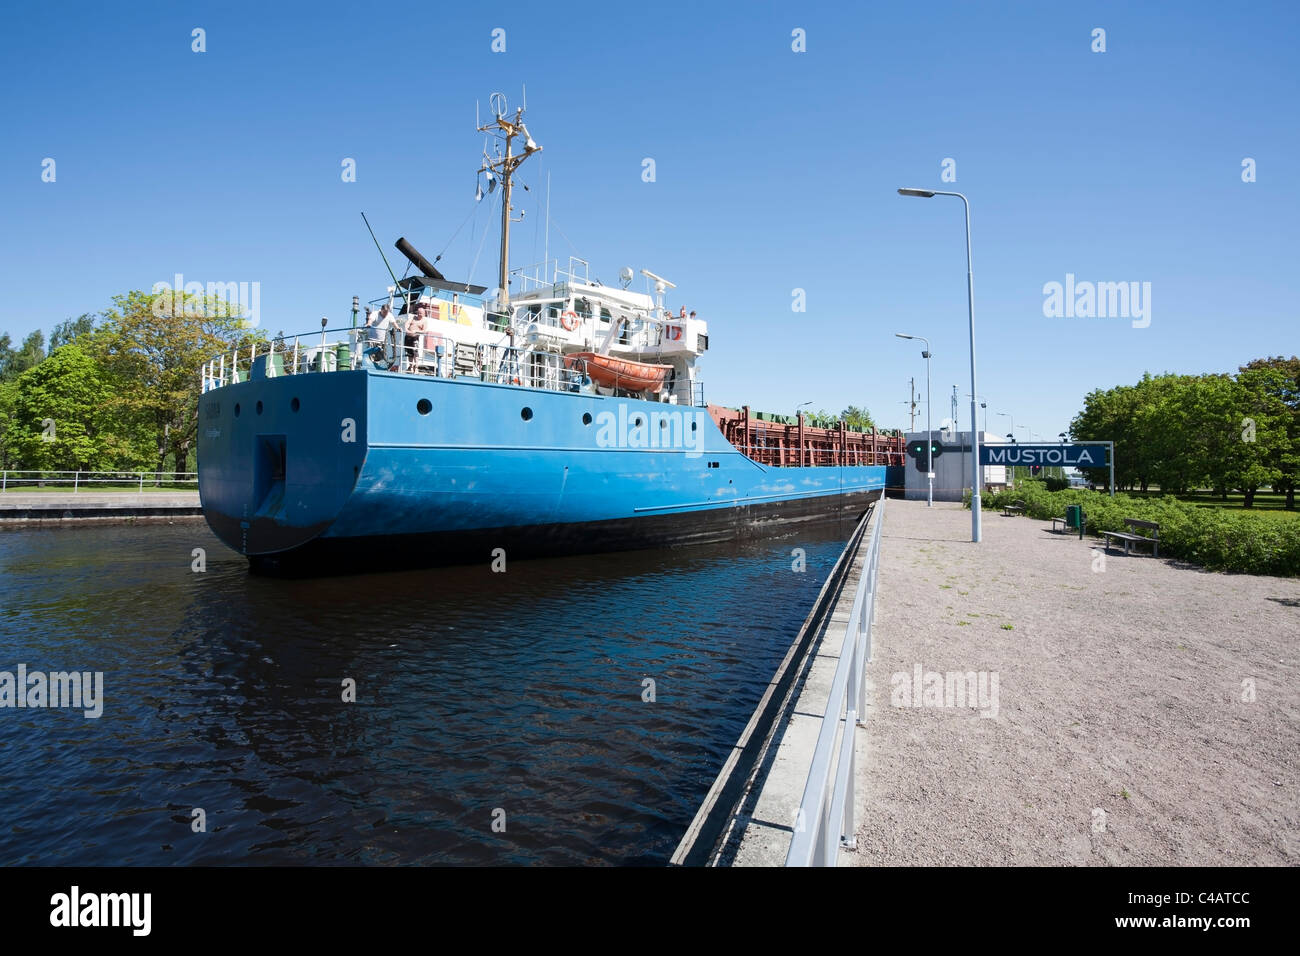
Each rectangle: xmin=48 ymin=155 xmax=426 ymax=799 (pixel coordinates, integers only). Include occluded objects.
xmin=1 ymin=471 xmax=198 ymax=493
xmin=200 ymin=320 xmax=707 ymax=406
xmin=786 ymin=496 xmax=886 ymax=867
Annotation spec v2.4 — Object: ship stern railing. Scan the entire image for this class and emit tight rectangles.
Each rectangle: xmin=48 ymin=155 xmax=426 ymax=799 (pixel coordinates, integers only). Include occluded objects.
xmin=201 ymin=326 xmax=705 ymax=407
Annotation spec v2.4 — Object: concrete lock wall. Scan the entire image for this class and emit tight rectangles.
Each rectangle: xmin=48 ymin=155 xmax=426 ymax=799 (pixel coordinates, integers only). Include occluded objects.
xmin=904 ymin=431 xmax=1008 ymax=502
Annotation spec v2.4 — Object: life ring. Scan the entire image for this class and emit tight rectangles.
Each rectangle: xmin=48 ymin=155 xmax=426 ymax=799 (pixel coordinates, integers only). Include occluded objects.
xmin=561 ymin=311 xmax=580 ymax=331
xmin=666 ymin=324 xmax=683 ymax=341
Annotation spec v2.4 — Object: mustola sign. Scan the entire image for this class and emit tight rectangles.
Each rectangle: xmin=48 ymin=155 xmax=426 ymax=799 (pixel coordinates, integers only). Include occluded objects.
xmin=979 ymin=444 xmax=1108 ymax=467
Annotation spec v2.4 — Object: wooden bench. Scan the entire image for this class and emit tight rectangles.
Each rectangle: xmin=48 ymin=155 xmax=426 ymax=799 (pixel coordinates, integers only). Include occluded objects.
xmin=1002 ymin=501 xmax=1026 ymax=517
xmin=1102 ymin=518 xmax=1160 ymax=557
xmin=1051 ymin=509 xmax=1087 ymax=538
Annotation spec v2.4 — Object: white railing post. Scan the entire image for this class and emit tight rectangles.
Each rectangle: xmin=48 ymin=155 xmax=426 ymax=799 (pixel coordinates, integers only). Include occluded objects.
xmin=843 ymin=708 xmax=858 ymax=849
xmin=139 ymin=472 xmax=144 ymax=492
xmin=74 ymin=470 xmax=80 ymax=493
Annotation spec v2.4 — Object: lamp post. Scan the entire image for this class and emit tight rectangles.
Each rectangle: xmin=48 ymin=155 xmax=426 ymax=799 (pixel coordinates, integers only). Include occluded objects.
xmin=895 ymin=333 xmax=933 ymax=507
xmin=967 ymin=393 xmax=988 ymax=434
xmin=899 ymin=187 xmax=981 ymax=542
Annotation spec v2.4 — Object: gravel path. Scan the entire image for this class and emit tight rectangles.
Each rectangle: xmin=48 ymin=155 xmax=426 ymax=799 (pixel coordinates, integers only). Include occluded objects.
xmin=849 ymin=499 xmax=1299 ymax=866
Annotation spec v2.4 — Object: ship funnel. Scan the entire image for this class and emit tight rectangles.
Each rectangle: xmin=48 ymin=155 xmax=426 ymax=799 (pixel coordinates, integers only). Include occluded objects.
xmin=394 ymin=237 xmax=446 ymax=282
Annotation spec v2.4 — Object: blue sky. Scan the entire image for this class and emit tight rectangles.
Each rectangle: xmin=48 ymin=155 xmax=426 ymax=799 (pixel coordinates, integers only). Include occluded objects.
xmin=1 ymin=0 xmax=1296 ymax=439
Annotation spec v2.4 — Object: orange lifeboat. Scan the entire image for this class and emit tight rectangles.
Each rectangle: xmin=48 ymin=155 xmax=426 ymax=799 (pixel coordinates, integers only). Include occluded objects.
xmin=564 ymin=352 xmax=672 ymax=393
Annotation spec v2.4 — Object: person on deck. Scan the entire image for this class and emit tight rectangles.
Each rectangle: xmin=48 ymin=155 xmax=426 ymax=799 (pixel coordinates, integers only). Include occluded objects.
xmin=365 ymin=303 xmax=396 ymax=365
xmin=403 ymin=304 xmax=430 ymax=370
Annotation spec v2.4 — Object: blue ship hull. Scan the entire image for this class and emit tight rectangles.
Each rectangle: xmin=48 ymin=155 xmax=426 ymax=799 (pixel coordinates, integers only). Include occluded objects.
xmin=198 ymin=368 xmax=887 ymax=573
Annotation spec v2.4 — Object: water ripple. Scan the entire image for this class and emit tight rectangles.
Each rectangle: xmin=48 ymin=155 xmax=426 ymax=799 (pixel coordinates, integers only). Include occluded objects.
xmin=0 ymin=519 xmax=850 ymax=865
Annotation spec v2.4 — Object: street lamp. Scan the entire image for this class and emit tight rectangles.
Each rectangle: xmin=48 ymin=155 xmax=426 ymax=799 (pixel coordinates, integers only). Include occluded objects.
xmin=967 ymin=393 xmax=988 ymax=435
xmin=899 ymin=187 xmax=981 ymax=542
xmin=896 ymin=333 xmax=933 ymax=507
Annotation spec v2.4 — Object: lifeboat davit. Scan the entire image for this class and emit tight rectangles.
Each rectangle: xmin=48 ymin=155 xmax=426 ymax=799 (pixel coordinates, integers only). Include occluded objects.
xmin=565 ymin=352 xmax=672 ymax=393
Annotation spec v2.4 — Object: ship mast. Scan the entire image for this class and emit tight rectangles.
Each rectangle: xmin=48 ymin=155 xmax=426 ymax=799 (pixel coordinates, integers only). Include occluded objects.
xmin=477 ymin=93 xmax=541 ymax=315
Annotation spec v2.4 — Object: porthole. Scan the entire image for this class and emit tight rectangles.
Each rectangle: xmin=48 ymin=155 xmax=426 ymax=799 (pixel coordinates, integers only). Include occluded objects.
xmin=521 ymin=407 xmax=533 ymax=421
xmin=659 ymin=419 xmax=667 ymax=429
xmin=291 ymin=397 xmax=301 ymax=412
xmin=417 ymin=398 xmax=432 ymax=415
xmin=582 ymin=412 xmax=592 ymax=426
xmin=691 ymin=421 xmax=698 ymax=431
xmin=255 ymin=400 xmax=264 ymax=415
xmin=633 ymin=416 xmax=643 ymax=426
xmin=234 ymin=403 xmax=241 ymax=417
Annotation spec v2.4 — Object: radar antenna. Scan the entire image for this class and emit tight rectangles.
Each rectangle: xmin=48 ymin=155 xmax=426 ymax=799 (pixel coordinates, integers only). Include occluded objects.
xmin=476 ymin=91 xmax=542 ymax=315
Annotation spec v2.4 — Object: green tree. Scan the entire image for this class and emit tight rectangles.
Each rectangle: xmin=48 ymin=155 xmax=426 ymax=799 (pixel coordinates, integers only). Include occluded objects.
xmin=49 ymin=313 xmax=98 ymax=351
xmin=0 ymin=330 xmax=45 ymax=383
xmin=1175 ymin=374 xmax=1280 ymax=507
xmin=1070 ymin=384 xmax=1143 ymax=490
xmin=0 ymin=378 xmax=17 ymax=470
xmin=1136 ymin=374 xmax=1202 ymax=494
xmin=91 ymin=290 xmax=261 ymax=475
xmin=1238 ymin=357 xmax=1299 ymax=508
xmin=3 ymin=345 xmax=149 ymax=471
xmin=840 ymin=405 xmax=876 ymax=430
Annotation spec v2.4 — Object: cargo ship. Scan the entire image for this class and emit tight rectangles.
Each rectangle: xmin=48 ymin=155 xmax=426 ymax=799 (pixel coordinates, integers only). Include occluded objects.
xmin=197 ymin=96 xmax=904 ymax=573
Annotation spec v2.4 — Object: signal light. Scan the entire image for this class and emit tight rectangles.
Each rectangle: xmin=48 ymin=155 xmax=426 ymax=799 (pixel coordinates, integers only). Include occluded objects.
xmin=908 ymin=440 xmax=944 ymax=473
xmin=907 ymin=440 xmax=943 ymax=460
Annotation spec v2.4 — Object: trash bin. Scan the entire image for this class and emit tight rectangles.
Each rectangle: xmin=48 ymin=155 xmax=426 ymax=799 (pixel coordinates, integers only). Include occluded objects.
xmin=1065 ymin=504 xmax=1082 ymax=529
xmin=335 ymin=343 xmax=351 ymax=369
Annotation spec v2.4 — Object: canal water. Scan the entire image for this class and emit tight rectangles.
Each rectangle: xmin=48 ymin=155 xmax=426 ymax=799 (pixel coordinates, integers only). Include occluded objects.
xmin=0 ymin=519 xmax=850 ymax=865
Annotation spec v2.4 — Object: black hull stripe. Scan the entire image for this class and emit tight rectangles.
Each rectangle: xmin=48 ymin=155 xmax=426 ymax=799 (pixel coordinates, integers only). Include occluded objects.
xmin=247 ymin=488 xmax=882 ymax=577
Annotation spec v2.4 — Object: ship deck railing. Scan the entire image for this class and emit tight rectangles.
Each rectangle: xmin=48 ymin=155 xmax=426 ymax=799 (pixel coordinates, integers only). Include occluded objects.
xmin=200 ymin=327 xmax=706 ymax=406
xmin=511 ymin=255 xmax=590 ymax=293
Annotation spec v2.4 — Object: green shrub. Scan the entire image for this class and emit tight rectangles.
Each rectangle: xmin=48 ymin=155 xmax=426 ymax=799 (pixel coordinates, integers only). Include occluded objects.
xmin=972 ymin=485 xmax=1300 ymax=576
xmin=1044 ymin=476 xmax=1069 ymax=492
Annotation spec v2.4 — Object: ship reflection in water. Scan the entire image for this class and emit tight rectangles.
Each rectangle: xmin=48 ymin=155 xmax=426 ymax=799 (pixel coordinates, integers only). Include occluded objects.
xmin=0 ymin=519 xmax=853 ymax=865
